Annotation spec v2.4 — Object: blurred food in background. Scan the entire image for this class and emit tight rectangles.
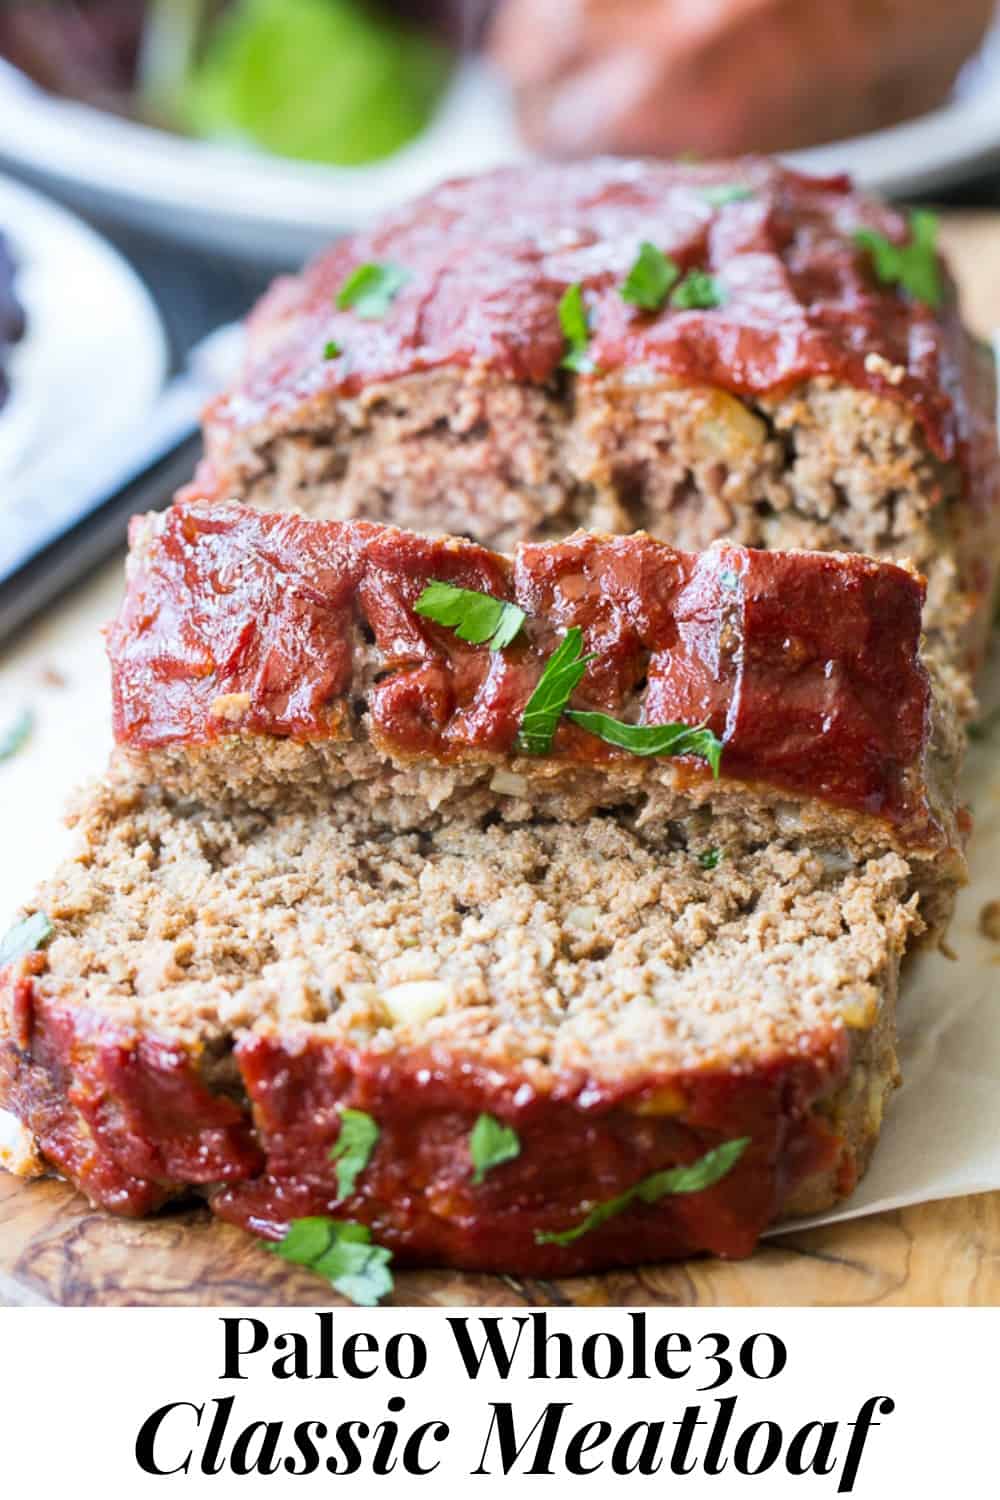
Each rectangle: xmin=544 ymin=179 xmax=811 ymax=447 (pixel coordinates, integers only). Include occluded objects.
xmin=489 ymin=0 xmax=999 ymax=157
xmin=0 ymin=0 xmax=470 ymax=165
xmin=0 ymin=235 xmax=25 ymax=411
xmin=175 ymin=0 xmax=454 ymax=165
xmin=0 ymin=0 xmax=996 ymax=176
xmin=494 ymin=0 xmax=1000 ymax=156
xmin=0 ymin=1 xmax=143 ymax=109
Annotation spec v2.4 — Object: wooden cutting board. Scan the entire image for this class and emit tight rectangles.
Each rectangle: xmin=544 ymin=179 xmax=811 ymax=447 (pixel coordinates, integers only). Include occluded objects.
xmin=3 ymin=1174 xmax=999 ymax=1307
xmin=1 ymin=212 xmax=999 ymax=1309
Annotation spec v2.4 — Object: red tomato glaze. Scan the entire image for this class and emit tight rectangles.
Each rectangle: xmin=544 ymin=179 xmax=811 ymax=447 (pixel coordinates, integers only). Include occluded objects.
xmin=108 ymin=501 xmax=937 ymax=838
xmin=0 ymin=972 xmax=849 ymax=1269
xmin=210 ymin=158 xmax=974 ymax=477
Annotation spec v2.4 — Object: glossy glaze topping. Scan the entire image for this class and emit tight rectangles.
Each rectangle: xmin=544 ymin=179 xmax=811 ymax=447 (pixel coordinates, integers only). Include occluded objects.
xmin=215 ymin=158 xmax=971 ymax=469
xmin=0 ymin=979 xmax=848 ymax=1266
xmin=109 ymin=502 xmax=933 ymax=828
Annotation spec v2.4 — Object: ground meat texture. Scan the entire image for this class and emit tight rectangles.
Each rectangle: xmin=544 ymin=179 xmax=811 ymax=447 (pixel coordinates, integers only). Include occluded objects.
xmin=106 ymin=501 xmax=966 ymax=944
xmin=0 ymin=768 xmax=916 ymax=1271
xmin=193 ymin=158 xmax=1000 ymax=700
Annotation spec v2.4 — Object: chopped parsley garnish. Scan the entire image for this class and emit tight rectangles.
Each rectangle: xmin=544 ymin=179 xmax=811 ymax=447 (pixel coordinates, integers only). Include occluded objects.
xmin=700 ymin=184 xmax=754 ymax=206
xmin=414 ymin=579 xmax=526 ymax=651
xmin=516 ymin=627 xmax=596 ymax=756
xmin=514 ymin=632 xmax=720 ymax=768
xmin=566 ymin=711 xmax=723 ymax=776
xmin=670 ymin=269 xmax=725 ymax=310
xmin=0 ymin=708 xmax=34 ymax=763
xmin=0 ymin=912 xmax=53 ymax=970
xmin=323 ymin=339 xmax=342 ymax=360
xmin=336 ymin=261 xmax=410 ymax=319
xmin=270 ymin=1217 xmax=393 ymax=1306
xmin=469 ymin=1113 xmax=521 ymax=1184
xmin=558 ymin=283 xmax=596 ymax=372
xmin=620 ymin=241 xmax=679 ymax=312
xmin=699 ymin=848 xmax=721 ymax=870
xmin=329 ymin=1108 xmax=379 ymax=1199
xmin=854 ymin=210 xmax=942 ymax=308
xmin=535 ymin=1138 xmax=750 ymax=1247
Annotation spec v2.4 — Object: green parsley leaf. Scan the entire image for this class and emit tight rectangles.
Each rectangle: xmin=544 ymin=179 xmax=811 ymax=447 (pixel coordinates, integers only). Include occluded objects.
xmin=566 ymin=711 xmax=723 ymax=777
xmin=670 ymin=269 xmax=725 ymax=310
xmin=516 ymin=627 xmax=596 ymax=756
xmin=270 ymin=1216 xmax=393 ymax=1306
xmin=620 ymin=241 xmax=679 ymax=312
xmin=324 ymin=339 xmax=342 ymax=360
xmin=699 ymin=848 xmax=721 ymax=870
xmin=414 ymin=580 xmax=526 ymax=651
xmin=0 ymin=708 xmax=33 ymax=763
xmin=0 ymin=911 xmax=53 ymax=970
xmin=700 ymin=184 xmax=754 ymax=206
xmin=535 ymin=1138 xmax=750 ymax=1247
xmin=469 ymin=1113 xmax=521 ymax=1185
xmin=854 ymin=210 xmax=942 ymax=308
xmin=329 ymin=1108 xmax=379 ymax=1198
xmin=558 ymin=283 xmax=596 ymax=372
xmin=336 ymin=261 xmax=410 ymax=319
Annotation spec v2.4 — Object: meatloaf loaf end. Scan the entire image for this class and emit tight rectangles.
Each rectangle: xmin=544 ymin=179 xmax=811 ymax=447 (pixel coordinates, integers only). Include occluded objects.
xmin=192 ymin=158 xmax=1000 ymax=702
xmin=108 ymin=502 xmax=966 ymax=940
xmin=0 ymin=762 xmax=917 ymax=1272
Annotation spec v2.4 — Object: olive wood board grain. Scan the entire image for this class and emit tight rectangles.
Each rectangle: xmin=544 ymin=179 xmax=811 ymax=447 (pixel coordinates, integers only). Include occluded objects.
xmin=2 ymin=1175 xmax=1000 ymax=1307
xmin=1 ymin=211 xmax=999 ymax=1308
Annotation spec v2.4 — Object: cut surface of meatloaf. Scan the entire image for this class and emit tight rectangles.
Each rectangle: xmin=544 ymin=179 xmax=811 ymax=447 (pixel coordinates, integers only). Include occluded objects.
xmin=107 ymin=502 xmax=966 ymax=940
xmin=193 ymin=157 xmax=1000 ymax=699
xmin=0 ymin=765 xmax=917 ymax=1271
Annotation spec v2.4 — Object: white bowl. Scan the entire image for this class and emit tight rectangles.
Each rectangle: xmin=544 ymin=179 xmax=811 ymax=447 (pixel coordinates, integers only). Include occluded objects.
xmin=0 ymin=172 xmax=167 ymax=566
xmin=0 ymin=31 xmax=999 ymax=269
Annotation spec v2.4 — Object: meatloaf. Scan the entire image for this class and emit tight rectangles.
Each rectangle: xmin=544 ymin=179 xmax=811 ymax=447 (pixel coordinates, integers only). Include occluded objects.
xmin=192 ymin=158 xmax=1000 ymax=705
xmin=0 ymin=498 xmax=966 ymax=1272
xmin=108 ymin=501 xmax=965 ymax=938
xmin=0 ymin=762 xmax=918 ymax=1272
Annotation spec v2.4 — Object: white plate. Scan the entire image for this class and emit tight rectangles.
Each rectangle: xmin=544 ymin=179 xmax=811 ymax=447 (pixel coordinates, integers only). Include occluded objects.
xmin=0 ymin=59 xmax=520 ymax=265
xmin=0 ymin=23 xmax=998 ymax=269
xmin=0 ymin=173 xmax=167 ymax=532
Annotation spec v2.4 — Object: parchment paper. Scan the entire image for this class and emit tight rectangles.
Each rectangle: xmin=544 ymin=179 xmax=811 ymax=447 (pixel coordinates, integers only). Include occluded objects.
xmin=773 ymin=649 xmax=1000 ymax=1232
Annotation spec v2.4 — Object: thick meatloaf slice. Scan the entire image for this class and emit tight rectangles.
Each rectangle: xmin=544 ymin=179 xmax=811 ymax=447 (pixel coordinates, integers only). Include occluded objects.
xmin=0 ymin=763 xmax=917 ymax=1271
xmin=193 ymin=158 xmax=1000 ymax=702
xmin=107 ymin=502 xmax=966 ymax=939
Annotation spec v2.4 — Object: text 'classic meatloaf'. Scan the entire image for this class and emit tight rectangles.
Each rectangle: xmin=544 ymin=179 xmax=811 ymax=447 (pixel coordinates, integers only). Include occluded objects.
xmin=0 ymin=500 xmax=966 ymax=1272
xmin=193 ymin=158 xmax=1000 ymax=702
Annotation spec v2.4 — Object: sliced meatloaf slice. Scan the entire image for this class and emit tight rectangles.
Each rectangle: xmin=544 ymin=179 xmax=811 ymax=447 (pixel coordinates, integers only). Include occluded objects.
xmin=107 ymin=502 xmax=966 ymax=940
xmin=0 ymin=763 xmax=918 ymax=1271
xmin=193 ymin=158 xmax=1000 ymax=702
